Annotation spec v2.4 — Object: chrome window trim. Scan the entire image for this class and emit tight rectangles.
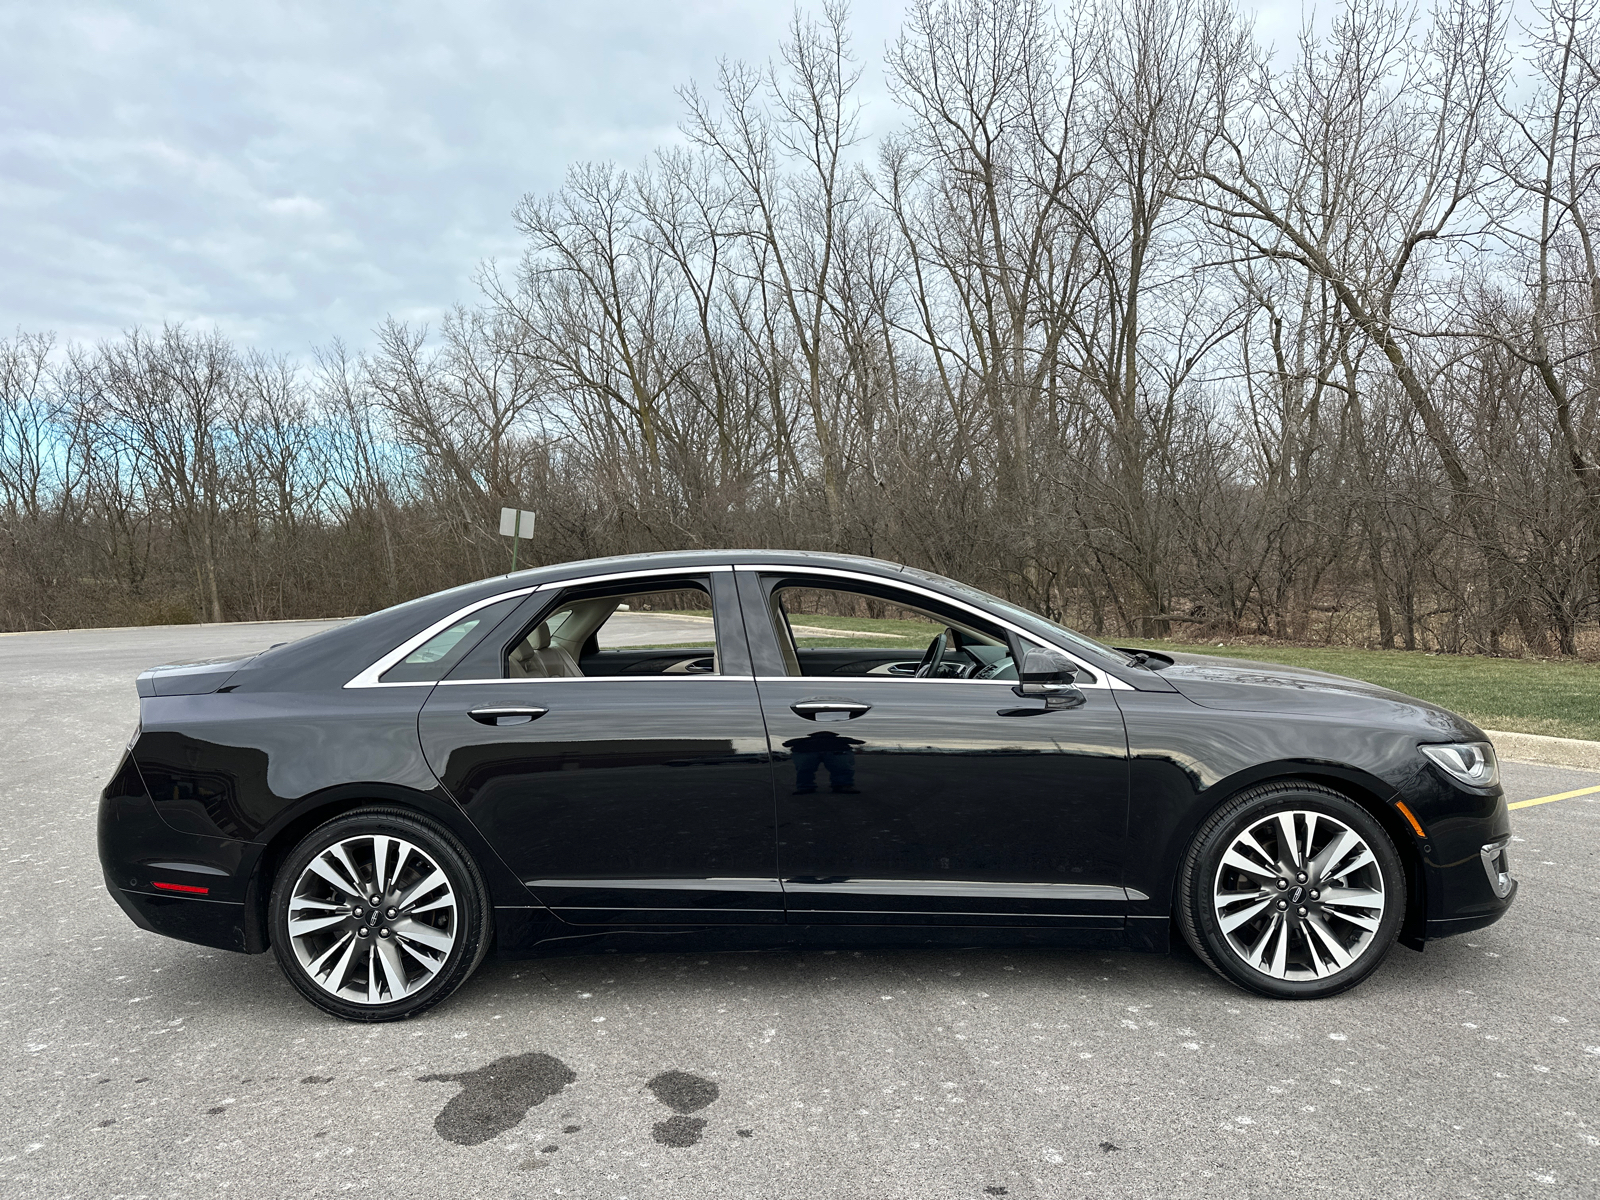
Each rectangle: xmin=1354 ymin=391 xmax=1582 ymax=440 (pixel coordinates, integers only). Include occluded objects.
xmin=349 ymin=565 xmax=732 ymax=690
xmin=534 ymin=563 xmax=732 ymax=589
xmin=344 ymin=587 xmax=538 ymax=689
xmin=752 ymin=675 xmax=1024 ymax=687
xmin=734 ymin=563 xmax=1129 ymax=690
xmin=438 ymin=674 xmax=755 ymax=685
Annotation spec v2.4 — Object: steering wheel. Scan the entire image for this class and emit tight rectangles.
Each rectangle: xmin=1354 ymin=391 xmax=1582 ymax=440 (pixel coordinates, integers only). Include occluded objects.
xmin=914 ymin=628 xmax=950 ymax=678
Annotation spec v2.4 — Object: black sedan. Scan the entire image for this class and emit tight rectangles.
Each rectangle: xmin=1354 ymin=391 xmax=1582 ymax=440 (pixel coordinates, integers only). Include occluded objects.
xmin=98 ymin=551 xmax=1516 ymax=1020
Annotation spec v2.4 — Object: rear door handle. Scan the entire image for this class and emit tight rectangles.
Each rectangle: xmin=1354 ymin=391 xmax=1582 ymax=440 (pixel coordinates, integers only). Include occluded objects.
xmin=791 ymin=698 xmax=872 ymax=721
xmin=468 ymin=706 xmax=549 ymax=726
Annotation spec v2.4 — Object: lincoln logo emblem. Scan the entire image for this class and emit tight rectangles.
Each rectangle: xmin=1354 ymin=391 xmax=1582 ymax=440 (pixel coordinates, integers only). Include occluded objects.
xmin=1289 ymin=885 xmax=1306 ymax=905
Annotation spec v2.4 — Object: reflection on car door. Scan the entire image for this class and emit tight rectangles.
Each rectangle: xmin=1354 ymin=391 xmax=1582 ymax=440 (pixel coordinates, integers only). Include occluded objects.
xmin=418 ymin=570 xmax=781 ymax=925
xmin=737 ymin=569 xmax=1131 ymax=936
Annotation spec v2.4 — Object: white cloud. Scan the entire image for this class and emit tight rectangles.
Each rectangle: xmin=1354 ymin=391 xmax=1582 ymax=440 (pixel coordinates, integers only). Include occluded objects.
xmin=0 ymin=0 xmax=1306 ymax=352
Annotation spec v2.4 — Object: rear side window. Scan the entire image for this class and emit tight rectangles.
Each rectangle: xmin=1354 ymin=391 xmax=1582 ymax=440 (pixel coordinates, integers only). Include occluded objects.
xmin=380 ymin=596 xmax=522 ymax=683
xmin=502 ymin=583 xmax=718 ymax=678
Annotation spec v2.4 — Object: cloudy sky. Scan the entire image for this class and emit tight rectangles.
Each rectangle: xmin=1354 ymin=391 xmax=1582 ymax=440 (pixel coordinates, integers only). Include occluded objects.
xmin=2 ymin=1 xmax=1304 ymax=355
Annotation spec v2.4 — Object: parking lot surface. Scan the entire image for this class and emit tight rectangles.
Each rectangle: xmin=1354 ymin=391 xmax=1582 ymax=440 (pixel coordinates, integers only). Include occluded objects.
xmin=2 ymin=622 xmax=1596 ymax=1199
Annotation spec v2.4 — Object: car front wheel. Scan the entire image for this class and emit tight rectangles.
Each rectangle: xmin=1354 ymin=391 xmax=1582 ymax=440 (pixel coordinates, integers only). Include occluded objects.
xmin=1177 ymin=783 xmax=1405 ymax=999
xmin=269 ymin=806 xmax=492 ymax=1021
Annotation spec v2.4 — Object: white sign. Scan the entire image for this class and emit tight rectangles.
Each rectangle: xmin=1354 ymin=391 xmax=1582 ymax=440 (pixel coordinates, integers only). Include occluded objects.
xmin=498 ymin=508 xmax=536 ymax=538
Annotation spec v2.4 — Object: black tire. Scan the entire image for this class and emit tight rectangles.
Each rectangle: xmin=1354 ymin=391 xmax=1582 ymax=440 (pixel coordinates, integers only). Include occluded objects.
xmin=1177 ymin=782 xmax=1405 ymax=1000
xmin=269 ymin=805 xmax=492 ymax=1022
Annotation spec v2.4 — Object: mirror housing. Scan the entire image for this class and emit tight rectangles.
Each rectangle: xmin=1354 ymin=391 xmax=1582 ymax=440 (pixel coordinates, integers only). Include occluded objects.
xmin=1015 ymin=647 xmax=1080 ymax=695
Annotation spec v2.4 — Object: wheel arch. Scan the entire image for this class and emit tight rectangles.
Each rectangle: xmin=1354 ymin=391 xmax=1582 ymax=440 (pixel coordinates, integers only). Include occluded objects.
xmin=245 ymin=784 xmax=531 ymax=952
xmin=1169 ymin=762 xmax=1428 ymax=953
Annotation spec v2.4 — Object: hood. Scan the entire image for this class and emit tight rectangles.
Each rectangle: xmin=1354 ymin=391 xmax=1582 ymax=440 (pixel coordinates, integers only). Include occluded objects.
xmin=1155 ymin=652 xmax=1483 ymax=738
xmin=136 ymin=655 xmax=259 ymax=698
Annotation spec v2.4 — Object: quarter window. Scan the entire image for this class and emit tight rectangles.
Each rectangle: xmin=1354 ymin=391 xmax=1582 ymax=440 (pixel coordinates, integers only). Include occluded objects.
xmin=380 ymin=596 xmax=522 ymax=683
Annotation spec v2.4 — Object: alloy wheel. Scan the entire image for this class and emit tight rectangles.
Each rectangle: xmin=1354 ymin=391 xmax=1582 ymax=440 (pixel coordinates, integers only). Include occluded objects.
xmin=1211 ymin=809 xmax=1387 ymax=982
xmin=286 ymin=834 xmax=458 ymax=1005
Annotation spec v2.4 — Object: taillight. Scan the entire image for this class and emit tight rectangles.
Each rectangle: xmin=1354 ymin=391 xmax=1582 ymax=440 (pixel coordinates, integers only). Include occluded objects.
xmin=151 ymin=881 xmax=210 ymax=895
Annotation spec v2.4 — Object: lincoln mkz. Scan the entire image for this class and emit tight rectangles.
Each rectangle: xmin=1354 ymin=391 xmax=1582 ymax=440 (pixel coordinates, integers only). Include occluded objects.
xmin=98 ymin=551 xmax=1516 ymax=1020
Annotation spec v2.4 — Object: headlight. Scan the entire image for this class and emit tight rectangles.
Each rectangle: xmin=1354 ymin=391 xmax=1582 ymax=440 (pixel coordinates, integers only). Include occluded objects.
xmin=1420 ymin=741 xmax=1499 ymax=789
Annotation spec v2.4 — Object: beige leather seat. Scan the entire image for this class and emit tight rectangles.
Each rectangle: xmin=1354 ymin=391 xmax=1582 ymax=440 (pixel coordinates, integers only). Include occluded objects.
xmin=508 ymin=622 xmax=584 ymax=678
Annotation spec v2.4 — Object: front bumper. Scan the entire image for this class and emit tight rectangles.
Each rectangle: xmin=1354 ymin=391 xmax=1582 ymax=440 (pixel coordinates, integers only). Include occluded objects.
xmin=1415 ymin=788 xmax=1517 ymax=939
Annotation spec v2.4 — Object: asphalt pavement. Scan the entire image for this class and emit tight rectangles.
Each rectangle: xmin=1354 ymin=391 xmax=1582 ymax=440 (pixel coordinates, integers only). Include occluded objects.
xmin=1 ymin=621 xmax=1596 ymax=1199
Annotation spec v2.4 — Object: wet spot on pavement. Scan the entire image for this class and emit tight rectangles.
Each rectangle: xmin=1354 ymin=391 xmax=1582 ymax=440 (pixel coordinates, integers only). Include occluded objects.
xmin=1100 ymin=1141 xmax=1121 ymax=1152
xmin=984 ymin=1188 xmax=1008 ymax=1196
xmin=206 ymin=1106 xmax=227 ymax=1115
xmin=653 ymin=1115 xmax=708 ymax=1147
xmin=647 ymin=1069 xmax=719 ymax=1113
xmin=301 ymin=1075 xmax=333 ymax=1084
xmin=562 ymin=1124 xmax=581 ymax=1133
xmin=646 ymin=1070 xmax=719 ymax=1147
xmin=97 ymin=1119 xmax=115 ymax=1128
xmin=737 ymin=1128 xmax=754 ymax=1138
xmin=418 ymin=1052 xmax=576 ymax=1146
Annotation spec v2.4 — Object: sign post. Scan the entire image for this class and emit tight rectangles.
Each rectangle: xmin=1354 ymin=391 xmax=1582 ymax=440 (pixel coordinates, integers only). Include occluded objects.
xmin=498 ymin=507 xmax=537 ymax=572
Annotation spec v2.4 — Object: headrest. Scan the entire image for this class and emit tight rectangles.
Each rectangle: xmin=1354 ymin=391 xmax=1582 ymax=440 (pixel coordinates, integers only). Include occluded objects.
xmin=531 ymin=621 xmax=551 ymax=650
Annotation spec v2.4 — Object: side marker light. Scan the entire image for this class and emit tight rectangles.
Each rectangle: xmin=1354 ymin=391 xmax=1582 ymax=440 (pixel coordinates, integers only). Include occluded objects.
xmin=151 ymin=881 xmax=210 ymax=895
xmin=1394 ymin=801 xmax=1426 ymax=838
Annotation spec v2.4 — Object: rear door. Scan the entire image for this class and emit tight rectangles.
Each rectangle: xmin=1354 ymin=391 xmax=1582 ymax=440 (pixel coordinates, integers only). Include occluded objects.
xmin=419 ymin=567 xmax=781 ymax=925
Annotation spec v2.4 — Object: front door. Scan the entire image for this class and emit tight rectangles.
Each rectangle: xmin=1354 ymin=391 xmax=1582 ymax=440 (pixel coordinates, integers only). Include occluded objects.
xmin=737 ymin=569 xmax=1130 ymax=933
xmin=419 ymin=568 xmax=781 ymax=924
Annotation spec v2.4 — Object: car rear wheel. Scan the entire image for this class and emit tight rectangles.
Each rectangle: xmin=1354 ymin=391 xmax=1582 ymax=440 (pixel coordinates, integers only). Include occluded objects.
xmin=1177 ymin=783 xmax=1404 ymax=999
xmin=269 ymin=806 xmax=492 ymax=1021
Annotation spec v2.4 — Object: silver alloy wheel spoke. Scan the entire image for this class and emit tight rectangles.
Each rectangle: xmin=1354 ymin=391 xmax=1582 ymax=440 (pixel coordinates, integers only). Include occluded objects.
xmin=306 ymin=856 xmax=361 ymax=898
xmin=288 ymin=911 xmax=348 ymax=938
xmin=287 ymin=834 xmax=457 ymax=1005
xmin=1218 ymin=894 xmax=1272 ymax=933
xmin=1221 ymin=847 xmax=1276 ymax=881
xmin=1213 ymin=810 xmax=1385 ymax=983
xmin=393 ymin=917 xmax=453 ymax=953
xmin=397 ymin=867 xmax=448 ymax=911
xmin=1276 ymin=813 xmax=1302 ymax=869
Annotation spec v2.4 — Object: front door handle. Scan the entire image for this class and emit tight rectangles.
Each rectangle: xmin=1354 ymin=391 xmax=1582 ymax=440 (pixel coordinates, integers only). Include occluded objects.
xmin=468 ymin=706 xmax=549 ymax=726
xmin=791 ymin=698 xmax=872 ymax=721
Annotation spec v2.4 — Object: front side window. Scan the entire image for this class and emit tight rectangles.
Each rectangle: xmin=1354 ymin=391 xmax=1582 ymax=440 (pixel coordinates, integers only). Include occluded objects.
xmin=899 ymin=565 xmax=1133 ymax=666
xmin=504 ymin=582 xmax=719 ymax=678
xmin=763 ymin=580 xmax=1020 ymax=681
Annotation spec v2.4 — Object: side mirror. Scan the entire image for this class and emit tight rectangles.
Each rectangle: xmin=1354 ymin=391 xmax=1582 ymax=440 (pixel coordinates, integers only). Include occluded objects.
xmin=1015 ymin=647 xmax=1079 ymax=695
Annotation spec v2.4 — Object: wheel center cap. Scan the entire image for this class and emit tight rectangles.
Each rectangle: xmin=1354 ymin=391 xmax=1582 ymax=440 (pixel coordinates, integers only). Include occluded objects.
xmin=367 ymin=910 xmax=381 ymax=927
xmin=1288 ymin=885 xmax=1306 ymax=905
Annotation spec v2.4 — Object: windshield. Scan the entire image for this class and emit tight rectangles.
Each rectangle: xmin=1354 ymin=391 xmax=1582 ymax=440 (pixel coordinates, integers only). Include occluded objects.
xmin=898 ymin=566 xmax=1136 ymax=666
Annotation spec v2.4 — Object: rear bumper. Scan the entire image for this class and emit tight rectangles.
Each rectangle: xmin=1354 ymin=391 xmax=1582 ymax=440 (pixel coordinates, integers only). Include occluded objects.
xmin=98 ymin=751 xmax=266 ymax=954
xmin=102 ymin=870 xmax=254 ymax=953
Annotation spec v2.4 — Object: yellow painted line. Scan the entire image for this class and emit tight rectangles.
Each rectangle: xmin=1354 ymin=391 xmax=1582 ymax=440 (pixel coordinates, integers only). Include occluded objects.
xmin=1509 ymin=784 xmax=1600 ymax=810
